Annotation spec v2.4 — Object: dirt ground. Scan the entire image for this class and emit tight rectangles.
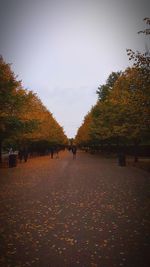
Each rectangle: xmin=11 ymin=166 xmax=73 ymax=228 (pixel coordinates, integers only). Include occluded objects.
xmin=0 ymin=150 xmax=150 ymax=267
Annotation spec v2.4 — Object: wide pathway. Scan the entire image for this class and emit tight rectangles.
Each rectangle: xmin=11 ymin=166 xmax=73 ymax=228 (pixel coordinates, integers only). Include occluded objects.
xmin=0 ymin=150 xmax=149 ymax=267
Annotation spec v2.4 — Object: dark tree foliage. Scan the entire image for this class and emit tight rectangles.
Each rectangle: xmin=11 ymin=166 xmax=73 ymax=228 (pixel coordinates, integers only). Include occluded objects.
xmin=96 ymin=71 xmax=121 ymax=101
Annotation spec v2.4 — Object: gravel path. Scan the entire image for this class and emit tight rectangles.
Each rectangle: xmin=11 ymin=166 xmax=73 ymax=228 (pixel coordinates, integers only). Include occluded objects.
xmin=0 ymin=150 xmax=150 ymax=267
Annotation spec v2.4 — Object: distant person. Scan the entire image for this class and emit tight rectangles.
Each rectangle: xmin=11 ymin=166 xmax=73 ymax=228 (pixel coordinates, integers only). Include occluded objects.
xmin=68 ymin=146 xmax=71 ymax=152
xmin=50 ymin=147 xmax=54 ymax=159
xmin=9 ymin=147 xmax=13 ymax=155
xmin=23 ymin=147 xmax=28 ymax=162
xmin=72 ymin=145 xmax=77 ymax=159
xmin=18 ymin=148 xmax=23 ymax=163
xmin=55 ymin=146 xmax=59 ymax=159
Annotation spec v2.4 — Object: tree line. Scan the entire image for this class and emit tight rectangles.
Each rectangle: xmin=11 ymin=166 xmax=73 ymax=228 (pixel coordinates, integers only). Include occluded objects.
xmin=0 ymin=56 xmax=68 ymax=162
xmin=75 ymin=18 xmax=150 ymax=160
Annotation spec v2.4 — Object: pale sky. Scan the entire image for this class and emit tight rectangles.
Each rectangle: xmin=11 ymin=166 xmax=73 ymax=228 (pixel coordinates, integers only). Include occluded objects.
xmin=0 ymin=0 xmax=149 ymax=137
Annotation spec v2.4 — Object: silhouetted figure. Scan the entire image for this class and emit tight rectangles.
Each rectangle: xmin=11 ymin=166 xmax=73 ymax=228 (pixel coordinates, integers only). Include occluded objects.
xmin=50 ymin=147 xmax=54 ymax=159
xmin=9 ymin=153 xmax=17 ymax=168
xmin=23 ymin=147 xmax=28 ymax=162
xmin=68 ymin=145 xmax=71 ymax=152
xmin=72 ymin=145 xmax=77 ymax=159
xmin=55 ymin=146 xmax=59 ymax=159
xmin=18 ymin=148 xmax=23 ymax=163
xmin=8 ymin=147 xmax=13 ymax=155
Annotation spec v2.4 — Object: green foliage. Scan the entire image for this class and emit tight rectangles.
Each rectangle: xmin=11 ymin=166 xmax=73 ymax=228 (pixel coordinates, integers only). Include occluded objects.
xmin=96 ymin=71 xmax=121 ymax=101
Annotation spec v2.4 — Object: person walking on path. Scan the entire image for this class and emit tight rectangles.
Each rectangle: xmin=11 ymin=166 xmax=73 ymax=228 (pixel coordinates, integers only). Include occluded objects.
xmin=18 ymin=148 xmax=23 ymax=163
xmin=23 ymin=147 xmax=28 ymax=162
xmin=72 ymin=145 xmax=77 ymax=159
xmin=50 ymin=147 xmax=54 ymax=159
xmin=55 ymin=146 xmax=59 ymax=159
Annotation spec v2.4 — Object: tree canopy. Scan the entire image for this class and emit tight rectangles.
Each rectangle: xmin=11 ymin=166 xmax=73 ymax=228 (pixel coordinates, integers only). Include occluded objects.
xmin=76 ymin=18 xmax=150 ymax=155
xmin=0 ymin=56 xmax=67 ymax=162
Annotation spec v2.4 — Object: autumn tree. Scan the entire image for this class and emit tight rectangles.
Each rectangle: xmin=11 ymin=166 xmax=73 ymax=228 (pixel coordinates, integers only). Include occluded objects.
xmin=19 ymin=92 xmax=67 ymax=147
xmin=0 ymin=56 xmax=38 ymax=162
xmin=75 ymin=111 xmax=93 ymax=146
xmin=76 ymin=18 xmax=150 ymax=160
xmin=0 ymin=56 xmax=67 ymax=162
xmin=110 ymin=67 xmax=150 ymax=159
xmin=77 ymin=65 xmax=149 ymax=159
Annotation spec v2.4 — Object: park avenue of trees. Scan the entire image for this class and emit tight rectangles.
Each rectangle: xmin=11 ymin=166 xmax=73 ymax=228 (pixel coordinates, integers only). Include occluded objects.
xmin=0 ymin=18 xmax=150 ymax=164
xmin=0 ymin=17 xmax=149 ymax=267
xmin=75 ymin=18 xmax=150 ymax=161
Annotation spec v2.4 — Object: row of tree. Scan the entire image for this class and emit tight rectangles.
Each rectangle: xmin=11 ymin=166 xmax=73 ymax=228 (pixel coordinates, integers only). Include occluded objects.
xmin=0 ymin=56 xmax=68 ymax=162
xmin=75 ymin=18 xmax=150 ymax=160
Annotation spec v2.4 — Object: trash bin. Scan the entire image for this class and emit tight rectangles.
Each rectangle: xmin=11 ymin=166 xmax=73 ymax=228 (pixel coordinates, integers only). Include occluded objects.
xmin=118 ymin=152 xmax=126 ymax=166
xmin=9 ymin=154 xmax=17 ymax=168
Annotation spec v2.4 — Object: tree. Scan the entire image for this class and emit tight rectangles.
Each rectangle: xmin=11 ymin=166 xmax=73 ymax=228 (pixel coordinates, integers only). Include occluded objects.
xmin=110 ymin=67 xmax=150 ymax=151
xmin=0 ymin=56 xmax=36 ymax=162
xmin=77 ymin=64 xmax=150 ymax=159
xmin=19 ymin=92 xmax=67 ymax=146
xmin=125 ymin=18 xmax=150 ymax=160
xmin=75 ymin=111 xmax=93 ymax=147
xmin=76 ymin=18 xmax=150 ymax=160
xmin=0 ymin=56 xmax=67 ymax=162
xmin=127 ymin=18 xmax=150 ymax=70
xmin=96 ymin=71 xmax=121 ymax=101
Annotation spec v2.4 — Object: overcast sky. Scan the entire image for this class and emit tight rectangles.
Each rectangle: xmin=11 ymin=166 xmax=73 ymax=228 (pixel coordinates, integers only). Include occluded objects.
xmin=0 ymin=0 xmax=149 ymax=137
